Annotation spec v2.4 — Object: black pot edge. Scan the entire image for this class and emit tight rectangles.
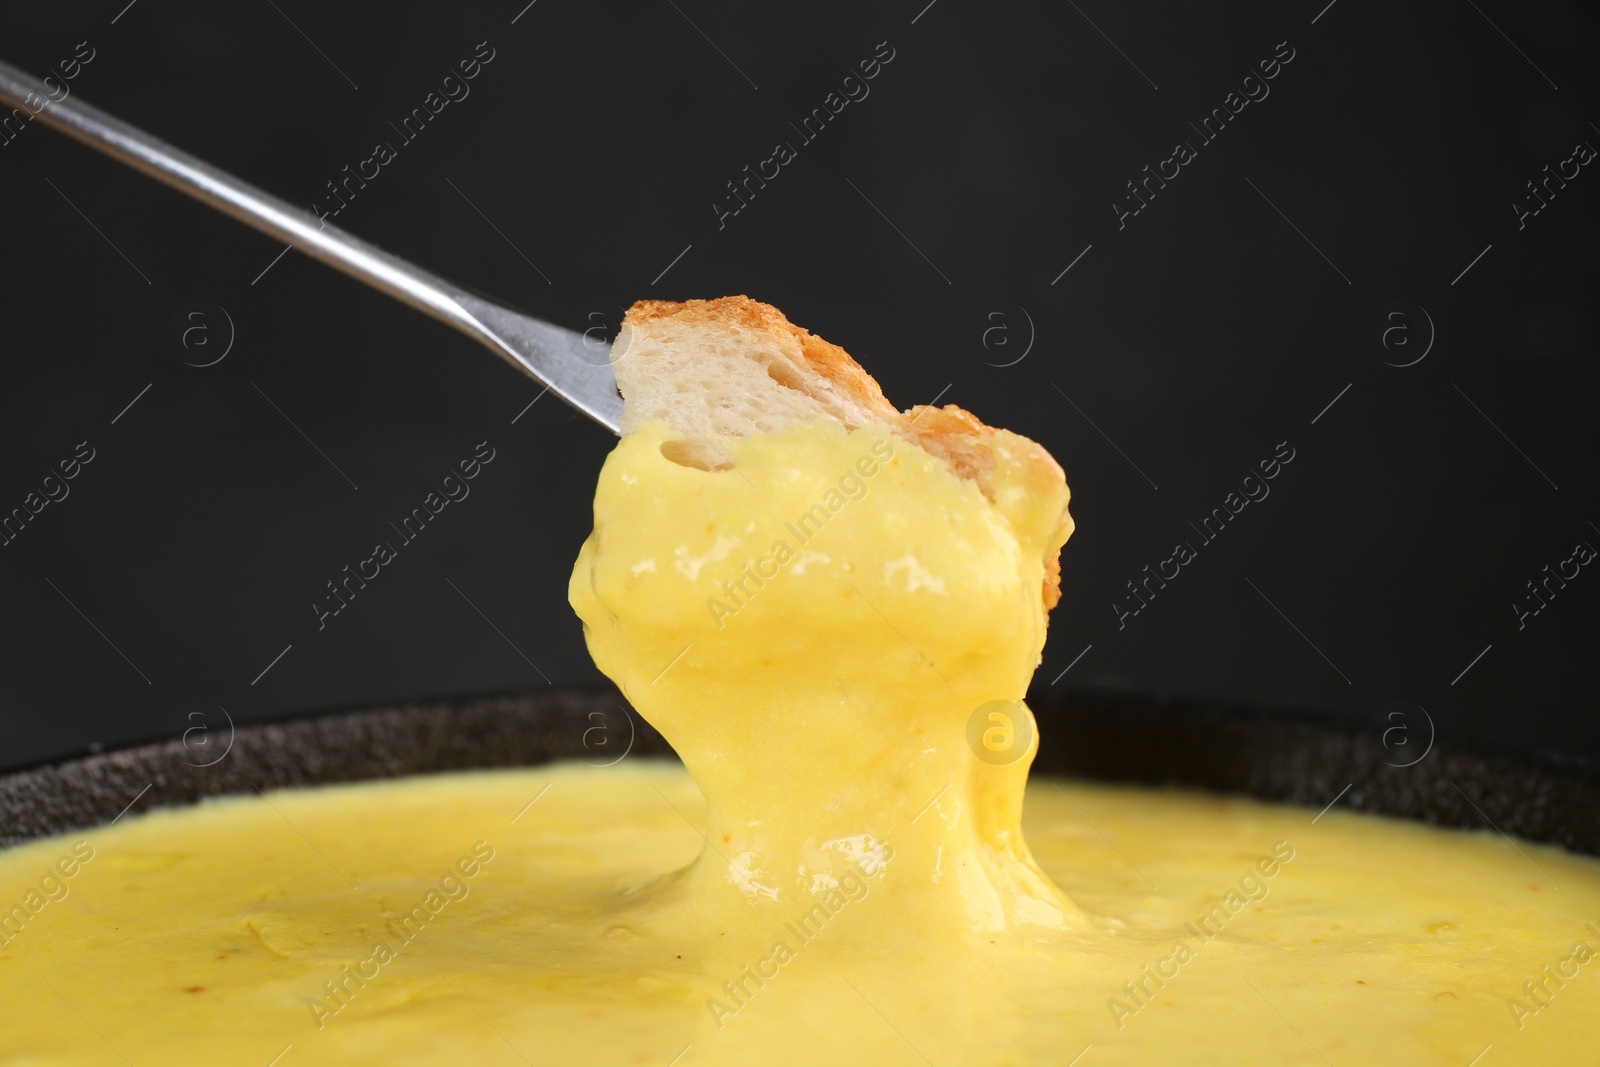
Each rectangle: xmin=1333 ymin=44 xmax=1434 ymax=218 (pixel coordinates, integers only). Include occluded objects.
xmin=2 ymin=687 xmax=1596 ymax=856
xmin=1039 ymin=689 xmax=1600 ymax=856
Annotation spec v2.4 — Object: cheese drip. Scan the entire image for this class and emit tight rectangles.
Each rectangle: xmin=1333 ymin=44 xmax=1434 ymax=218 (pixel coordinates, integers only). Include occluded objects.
xmin=569 ymin=417 xmax=1076 ymax=939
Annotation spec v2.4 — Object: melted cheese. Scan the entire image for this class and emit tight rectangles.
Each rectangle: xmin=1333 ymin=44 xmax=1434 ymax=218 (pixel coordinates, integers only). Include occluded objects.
xmin=1 ymin=765 xmax=1597 ymax=1064
xmin=2 ymin=418 xmax=1598 ymax=1064
xmin=568 ymin=419 xmax=1075 ymax=941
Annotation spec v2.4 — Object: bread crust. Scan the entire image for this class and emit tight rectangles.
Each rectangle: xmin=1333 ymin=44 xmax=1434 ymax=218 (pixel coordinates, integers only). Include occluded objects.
xmin=625 ymin=296 xmax=899 ymax=423
xmin=621 ymin=296 xmax=1068 ymax=610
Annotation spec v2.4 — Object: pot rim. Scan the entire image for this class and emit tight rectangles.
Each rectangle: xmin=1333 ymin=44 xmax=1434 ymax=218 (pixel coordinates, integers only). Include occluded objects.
xmin=1 ymin=687 xmax=1594 ymax=856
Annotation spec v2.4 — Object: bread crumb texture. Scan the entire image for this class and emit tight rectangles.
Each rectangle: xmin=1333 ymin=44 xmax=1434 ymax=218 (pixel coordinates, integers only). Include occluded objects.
xmin=614 ymin=296 xmax=1071 ymax=609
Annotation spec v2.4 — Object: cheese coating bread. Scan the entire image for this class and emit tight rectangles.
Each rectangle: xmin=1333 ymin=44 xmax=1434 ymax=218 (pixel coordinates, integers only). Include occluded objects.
xmin=613 ymin=296 xmax=1070 ymax=608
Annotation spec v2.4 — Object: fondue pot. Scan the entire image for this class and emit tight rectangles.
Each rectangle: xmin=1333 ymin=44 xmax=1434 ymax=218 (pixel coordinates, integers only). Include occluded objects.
xmin=3 ymin=690 xmax=1595 ymax=857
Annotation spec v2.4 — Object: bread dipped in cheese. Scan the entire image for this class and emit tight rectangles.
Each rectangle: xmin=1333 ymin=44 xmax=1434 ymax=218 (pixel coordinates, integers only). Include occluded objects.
xmin=569 ymin=295 xmax=1078 ymax=937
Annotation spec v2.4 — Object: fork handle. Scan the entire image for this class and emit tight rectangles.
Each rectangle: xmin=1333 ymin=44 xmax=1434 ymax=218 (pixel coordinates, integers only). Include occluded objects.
xmin=0 ymin=59 xmax=482 ymax=338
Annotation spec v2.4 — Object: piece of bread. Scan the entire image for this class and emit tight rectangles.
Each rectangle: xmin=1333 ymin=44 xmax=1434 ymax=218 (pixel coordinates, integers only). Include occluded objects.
xmin=612 ymin=296 xmax=1067 ymax=609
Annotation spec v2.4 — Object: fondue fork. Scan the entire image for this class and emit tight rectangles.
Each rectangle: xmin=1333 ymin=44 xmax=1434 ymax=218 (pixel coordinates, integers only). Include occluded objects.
xmin=0 ymin=59 xmax=623 ymax=434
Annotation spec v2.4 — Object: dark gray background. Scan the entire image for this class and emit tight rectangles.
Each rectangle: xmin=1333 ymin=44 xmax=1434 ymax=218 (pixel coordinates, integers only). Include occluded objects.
xmin=0 ymin=0 xmax=1594 ymax=771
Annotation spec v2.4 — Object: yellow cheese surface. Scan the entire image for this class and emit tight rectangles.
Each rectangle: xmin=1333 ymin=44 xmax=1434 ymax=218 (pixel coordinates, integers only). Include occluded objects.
xmin=1 ymin=764 xmax=1597 ymax=1065
xmin=4 ymin=418 xmax=1596 ymax=1065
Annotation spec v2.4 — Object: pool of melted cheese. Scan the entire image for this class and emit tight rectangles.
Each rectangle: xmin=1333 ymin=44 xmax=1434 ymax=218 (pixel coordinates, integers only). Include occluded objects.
xmin=2 ymin=765 xmax=1597 ymax=1065
xmin=3 ymin=419 xmax=1597 ymax=1065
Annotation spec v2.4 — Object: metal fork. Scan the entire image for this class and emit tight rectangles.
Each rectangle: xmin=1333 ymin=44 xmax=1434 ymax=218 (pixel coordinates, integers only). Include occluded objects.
xmin=0 ymin=60 xmax=622 ymax=434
